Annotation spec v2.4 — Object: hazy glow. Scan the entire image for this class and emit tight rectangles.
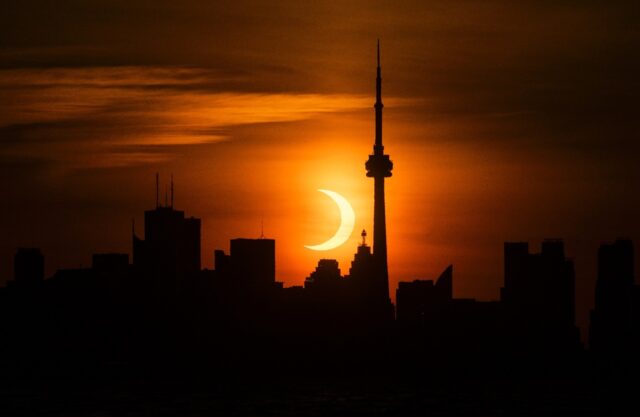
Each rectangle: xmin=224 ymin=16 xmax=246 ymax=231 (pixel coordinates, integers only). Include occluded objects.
xmin=305 ymin=189 xmax=356 ymax=251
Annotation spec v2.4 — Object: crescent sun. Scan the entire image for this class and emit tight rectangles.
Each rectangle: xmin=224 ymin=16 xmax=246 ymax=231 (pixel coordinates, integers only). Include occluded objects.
xmin=305 ymin=189 xmax=356 ymax=251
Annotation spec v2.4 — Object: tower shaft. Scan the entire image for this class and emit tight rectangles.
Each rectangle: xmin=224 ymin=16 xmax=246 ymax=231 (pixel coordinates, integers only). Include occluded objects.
xmin=373 ymin=176 xmax=388 ymax=283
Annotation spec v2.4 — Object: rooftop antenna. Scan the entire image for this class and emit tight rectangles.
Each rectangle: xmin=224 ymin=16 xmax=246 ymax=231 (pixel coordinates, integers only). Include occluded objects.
xmin=171 ymin=174 xmax=174 ymax=208
xmin=155 ymin=173 xmax=159 ymax=208
xmin=260 ymin=214 xmax=265 ymax=239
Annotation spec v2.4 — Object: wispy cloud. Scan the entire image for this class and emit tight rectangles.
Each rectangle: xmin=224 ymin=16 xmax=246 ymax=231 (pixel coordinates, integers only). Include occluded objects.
xmin=0 ymin=66 xmax=407 ymax=170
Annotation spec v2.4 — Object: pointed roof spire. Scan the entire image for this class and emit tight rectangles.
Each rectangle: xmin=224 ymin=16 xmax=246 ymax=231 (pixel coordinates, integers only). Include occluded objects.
xmin=377 ymin=39 xmax=380 ymax=68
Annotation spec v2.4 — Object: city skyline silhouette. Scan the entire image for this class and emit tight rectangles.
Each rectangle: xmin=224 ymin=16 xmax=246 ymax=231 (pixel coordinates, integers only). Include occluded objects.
xmin=1 ymin=44 xmax=637 ymax=362
xmin=2 ymin=6 xmax=639 ymax=332
xmin=1 ymin=43 xmax=636 ymax=345
xmin=2 ymin=2 xmax=639 ymax=415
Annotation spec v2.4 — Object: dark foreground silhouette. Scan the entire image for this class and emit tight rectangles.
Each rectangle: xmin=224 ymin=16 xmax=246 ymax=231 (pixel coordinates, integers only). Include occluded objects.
xmin=1 ymin=198 xmax=638 ymax=416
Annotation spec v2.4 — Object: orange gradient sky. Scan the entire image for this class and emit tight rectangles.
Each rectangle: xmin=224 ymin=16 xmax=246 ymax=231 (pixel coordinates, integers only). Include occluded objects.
xmin=1 ymin=1 xmax=639 ymax=336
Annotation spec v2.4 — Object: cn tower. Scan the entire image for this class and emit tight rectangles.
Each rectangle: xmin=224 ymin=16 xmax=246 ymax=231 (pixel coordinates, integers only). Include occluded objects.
xmin=365 ymin=41 xmax=393 ymax=305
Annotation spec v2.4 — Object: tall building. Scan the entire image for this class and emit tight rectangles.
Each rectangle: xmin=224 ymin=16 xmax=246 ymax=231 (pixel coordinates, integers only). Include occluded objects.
xmin=395 ymin=266 xmax=503 ymax=358
xmin=500 ymin=240 xmax=579 ymax=353
xmin=229 ymin=238 xmax=275 ymax=287
xmin=13 ymin=248 xmax=44 ymax=286
xmin=214 ymin=249 xmax=231 ymax=277
xmin=589 ymin=239 xmax=635 ymax=355
xmin=304 ymin=259 xmax=342 ymax=293
xmin=396 ymin=265 xmax=453 ymax=325
xmin=345 ymin=230 xmax=374 ymax=288
xmin=364 ymin=42 xmax=394 ymax=319
xmin=132 ymin=176 xmax=201 ymax=283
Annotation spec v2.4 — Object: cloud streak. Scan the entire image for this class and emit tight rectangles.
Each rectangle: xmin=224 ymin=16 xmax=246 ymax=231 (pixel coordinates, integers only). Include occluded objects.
xmin=0 ymin=66 xmax=411 ymax=170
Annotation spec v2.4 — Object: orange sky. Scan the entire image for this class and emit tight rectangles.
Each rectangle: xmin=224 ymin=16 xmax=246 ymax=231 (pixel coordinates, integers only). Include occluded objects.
xmin=1 ymin=1 xmax=639 ymax=337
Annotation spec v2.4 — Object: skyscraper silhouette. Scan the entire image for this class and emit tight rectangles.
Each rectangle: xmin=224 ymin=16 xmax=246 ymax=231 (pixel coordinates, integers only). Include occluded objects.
xmin=345 ymin=230 xmax=375 ymax=290
xmin=396 ymin=265 xmax=453 ymax=325
xmin=132 ymin=177 xmax=201 ymax=289
xmin=589 ymin=239 xmax=635 ymax=357
xmin=500 ymin=240 xmax=579 ymax=354
xmin=365 ymin=41 xmax=393 ymax=319
xmin=230 ymin=238 xmax=276 ymax=287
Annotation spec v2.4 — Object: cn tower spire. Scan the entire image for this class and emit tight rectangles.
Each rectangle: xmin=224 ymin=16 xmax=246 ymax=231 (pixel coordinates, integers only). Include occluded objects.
xmin=375 ymin=39 xmax=383 ymax=152
xmin=365 ymin=41 xmax=393 ymax=317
